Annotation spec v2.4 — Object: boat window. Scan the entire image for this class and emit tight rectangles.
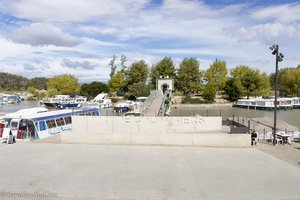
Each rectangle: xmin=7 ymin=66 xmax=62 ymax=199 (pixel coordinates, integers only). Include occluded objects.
xmin=11 ymin=121 xmax=19 ymax=130
xmin=46 ymin=119 xmax=57 ymax=129
xmin=39 ymin=121 xmax=47 ymax=131
xmin=55 ymin=117 xmax=65 ymax=126
xmin=64 ymin=116 xmax=72 ymax=125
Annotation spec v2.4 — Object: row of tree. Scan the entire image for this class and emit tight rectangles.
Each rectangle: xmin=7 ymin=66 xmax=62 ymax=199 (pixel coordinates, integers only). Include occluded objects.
xmin=0 ymin=57 xmax=299 ymax=102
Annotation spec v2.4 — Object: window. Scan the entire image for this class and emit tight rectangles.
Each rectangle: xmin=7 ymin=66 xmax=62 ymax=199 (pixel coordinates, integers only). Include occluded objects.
xmin=64 ymin=116 xmax=72 ymax=125
xmin=46 ymin=119 xmax=56 ymax=129
xmin=39 ymin=121 xmax=47 ymax=131
xmin=55 ymin=118 xmax=65 ymax=126
xmin=11 ymin=121 xmax=19 ymax=130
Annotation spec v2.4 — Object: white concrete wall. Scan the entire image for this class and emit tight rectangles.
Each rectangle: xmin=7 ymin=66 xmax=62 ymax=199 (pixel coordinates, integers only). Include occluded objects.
xmin=56 ymin=116 xmax=251 ymax=147
xmin=71 ymin=116 xmax=222 ymax=134
xmin=61 ymin=132 xmax=250 ymax=147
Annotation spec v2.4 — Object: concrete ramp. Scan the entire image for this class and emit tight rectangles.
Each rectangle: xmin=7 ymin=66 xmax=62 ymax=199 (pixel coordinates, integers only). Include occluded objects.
xmin=143 ymin=94 xmax=164 ymax=116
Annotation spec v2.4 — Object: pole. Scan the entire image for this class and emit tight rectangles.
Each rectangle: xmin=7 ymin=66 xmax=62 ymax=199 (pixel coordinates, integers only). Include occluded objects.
xmin=273 ymin=45 xmax=279 ymax=146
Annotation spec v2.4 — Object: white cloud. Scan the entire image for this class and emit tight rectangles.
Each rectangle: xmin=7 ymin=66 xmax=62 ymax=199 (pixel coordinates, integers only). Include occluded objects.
xmin=4 ymin=0 xmax=151 ymax=22
xmin=235 ymin=23 xmax=300 ymax=43
xmin=12 ymin=23 xmax=81 ymax=47
xmin=0 ymin=0 xmax=299 ymax=82
xmin=251 ymin=3 xmax=300 ymax=23
xmin=61 ymin=59 xmax=98 ymax=70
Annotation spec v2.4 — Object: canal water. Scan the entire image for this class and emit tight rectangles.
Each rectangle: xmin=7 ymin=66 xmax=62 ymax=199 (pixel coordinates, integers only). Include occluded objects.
xmin=170 ymin=106 xmax=300 ymax=129
xmin=1 ymin=101 xmax=299 ymax=129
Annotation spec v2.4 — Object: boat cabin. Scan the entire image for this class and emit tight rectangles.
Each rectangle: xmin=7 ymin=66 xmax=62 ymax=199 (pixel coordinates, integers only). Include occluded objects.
xmin=2 ymin=107 xmax=99 ymax=140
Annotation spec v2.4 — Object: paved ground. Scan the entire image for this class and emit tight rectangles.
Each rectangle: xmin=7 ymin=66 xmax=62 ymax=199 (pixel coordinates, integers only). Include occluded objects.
xmin=257 ymin=140 xmax=300 ymax=168
xmin=1 ymin=142 xmax=300 ymax=200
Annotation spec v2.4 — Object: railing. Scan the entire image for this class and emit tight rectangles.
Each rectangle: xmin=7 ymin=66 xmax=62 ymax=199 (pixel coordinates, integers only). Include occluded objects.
xmin=158 ymin=89 xmax=172 ymax=117
xmin=140 ymin=90 xmax=163 ymax=116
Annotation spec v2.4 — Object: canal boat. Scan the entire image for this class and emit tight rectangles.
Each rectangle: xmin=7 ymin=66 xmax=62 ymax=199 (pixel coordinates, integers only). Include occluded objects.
xmin=113 ymin=100 xmax=134 ymax=112
xmin=0 ymin=107 xmax=99 ymax=140
xmin=234 ymin=97 xmax=298 ymax=110
xmin=85 ymin=93 xmax=112 ymax=108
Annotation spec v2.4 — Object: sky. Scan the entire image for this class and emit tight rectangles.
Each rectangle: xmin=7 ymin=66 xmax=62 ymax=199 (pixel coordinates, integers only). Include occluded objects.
xmin=0 ymin=0 xmax=299 ymax=83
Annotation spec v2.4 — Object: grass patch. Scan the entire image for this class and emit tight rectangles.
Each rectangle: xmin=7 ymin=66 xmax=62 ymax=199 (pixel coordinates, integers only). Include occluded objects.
xmin=181 ymin=96 xmax=214 ymax=104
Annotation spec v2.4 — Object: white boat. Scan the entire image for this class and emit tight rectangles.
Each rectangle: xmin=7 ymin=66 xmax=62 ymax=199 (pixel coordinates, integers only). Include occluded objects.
xmin=55 ymin=96 xmax=87 ymax=109
xmin=0 ymin=97 xmax=8 ymax=105
xmin=135 ymin=97 xmax=148 ymax=106
xmin=234 ymin=97 xmax=298 ymax=110
xmin=113 ymin=100 xmax=134 ymax=112
xmin=85 ymin=93 xmax=112 ymax=108
xmin=41 ymin=95 xmax=70 ymax=107
xmin=0 ymin=107 xmax=99 ymax=140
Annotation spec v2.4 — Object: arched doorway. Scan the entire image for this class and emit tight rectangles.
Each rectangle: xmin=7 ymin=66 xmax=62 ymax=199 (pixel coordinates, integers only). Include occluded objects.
xmin=161 ymin=84 xmax=169 ymax=94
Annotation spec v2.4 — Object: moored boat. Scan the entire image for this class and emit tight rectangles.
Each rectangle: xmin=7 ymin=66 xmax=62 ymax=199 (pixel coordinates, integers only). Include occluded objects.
xmin=0 ymin=107 xmax=99 ymax=140
xmin=85 ymin=93 xmax=112 ymax=108
xmin=113 ymin=100 xmax=134 ymax=112
xmin=234 ymin=97 xmax=299 ymax=110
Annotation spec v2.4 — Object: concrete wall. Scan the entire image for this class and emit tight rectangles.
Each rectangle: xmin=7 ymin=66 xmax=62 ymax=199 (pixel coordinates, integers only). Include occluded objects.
xmin=61 ymin=132 xmax=250 ymax=147
xmin=71 ymin=116 xmax=222 ymax=134
xmin=56 ymin=116 xmax=250 ymax=147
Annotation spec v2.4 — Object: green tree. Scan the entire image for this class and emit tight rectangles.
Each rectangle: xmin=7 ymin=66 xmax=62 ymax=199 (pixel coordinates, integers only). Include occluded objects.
xmin=109 ymin=55 xmax=117 ymax=79
xmin=202 ymin=83 xmax=216 ymax=102
xmin=80 ymin=81 xmax=108 ymax=97
xmin=128 ymin=82 xmax=151 ymax=99
xmin=224 ymin=77 xmax=244 ymax=101
xmin=0 ymin=72 xmax=29 ymax=91
xmin=108 ymin=71 xmax=126 ymax=94
xmin=281 ymin=67 xmax=300 ymax=96
xmin=29 ymin=77 xmax=48 ymax=90
xmin=126 ymin=59 xmax=148 ymax=86
xmin=27 ymin=86 xmax=39 ymax=96
xmin=176 ymin=57 xmax=201 ymax=95
xmin=205 ymin=59 xmax=227 ymax=91
xmin=150 ymin=57 xmax=176 ymax=88
xmin=120 ymin=55 xmax=127 ymax=72
xmin=202 ymin=59 xmax=227 ymax=101
xmin=47 ymin=74 xmax=80 ymax=96
xmin=225 ymin=66 xmax=270 ymax=99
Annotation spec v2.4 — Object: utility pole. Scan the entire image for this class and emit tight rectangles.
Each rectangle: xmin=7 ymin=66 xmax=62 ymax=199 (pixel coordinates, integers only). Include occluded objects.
xmin=270 ymin=44 xmax=284 ymax=145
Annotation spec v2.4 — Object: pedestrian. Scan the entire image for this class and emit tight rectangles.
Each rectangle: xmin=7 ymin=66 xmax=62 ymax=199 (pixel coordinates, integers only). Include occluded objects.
xmin=251 ymin=130 xmax=257 ymax=145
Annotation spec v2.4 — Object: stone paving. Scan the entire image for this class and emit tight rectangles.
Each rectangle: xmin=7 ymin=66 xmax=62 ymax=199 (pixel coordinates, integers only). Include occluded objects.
xmin=257 ymin=140 xmax=300 ymax=168
xmin=1 ymin=142 xmax=300 ymax=200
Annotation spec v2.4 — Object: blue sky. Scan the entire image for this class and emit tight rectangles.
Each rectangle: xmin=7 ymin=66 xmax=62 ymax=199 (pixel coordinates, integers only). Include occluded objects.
xmin=0 ymin=0 xmax=299 ymax=83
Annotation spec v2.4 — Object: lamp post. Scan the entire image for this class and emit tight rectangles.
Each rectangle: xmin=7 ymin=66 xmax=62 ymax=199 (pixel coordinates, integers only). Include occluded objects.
xmin=270 ymin=44 xmax=284 ymax=145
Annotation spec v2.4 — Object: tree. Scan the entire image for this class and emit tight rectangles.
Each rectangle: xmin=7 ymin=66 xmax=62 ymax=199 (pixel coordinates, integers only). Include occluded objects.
xmin=80 ymin=81 xmax=108 ymax=97
xmin=202 ymin=59 xmax=227 ymax=101
xmin=128 ymin=82 xmax=151 ymax=99
xmin=176 ymin=57 xmax=201 ymax=95
xmin=0 ymin=72 xmax=29 ymax=91
xmin=126 ymin=59 xmax=148 ymax=86
xmin=281 ymin=67 xmax=300 ymax=96
xmin=120 ymin=55 xmax=127 ymax=72
xmin=225 ymin=65 xmax=270 ymax=99
xmin=47 ymin=74 xmax=80 ymax=96
xmin=202 ymin=83 xmax=216 ymax=102
xmin=205 ymin=59 xmax=227 ymax=91
xmin=108 ymin=71 xmax=126 ymax=94
xmin=224 ymin=77 xmax=244 ymax=101
xmin=109 ymin=55 xmax=117 ymax=79
xmin=150 ymin=57 xmax=176 ymax=88
xmin=29 ymin=77 xmax=48 ymax=90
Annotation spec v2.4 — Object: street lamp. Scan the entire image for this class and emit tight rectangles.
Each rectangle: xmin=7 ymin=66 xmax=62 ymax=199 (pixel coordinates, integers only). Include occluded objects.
xmin=270 ymin=44 xmax=284 ymax=145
